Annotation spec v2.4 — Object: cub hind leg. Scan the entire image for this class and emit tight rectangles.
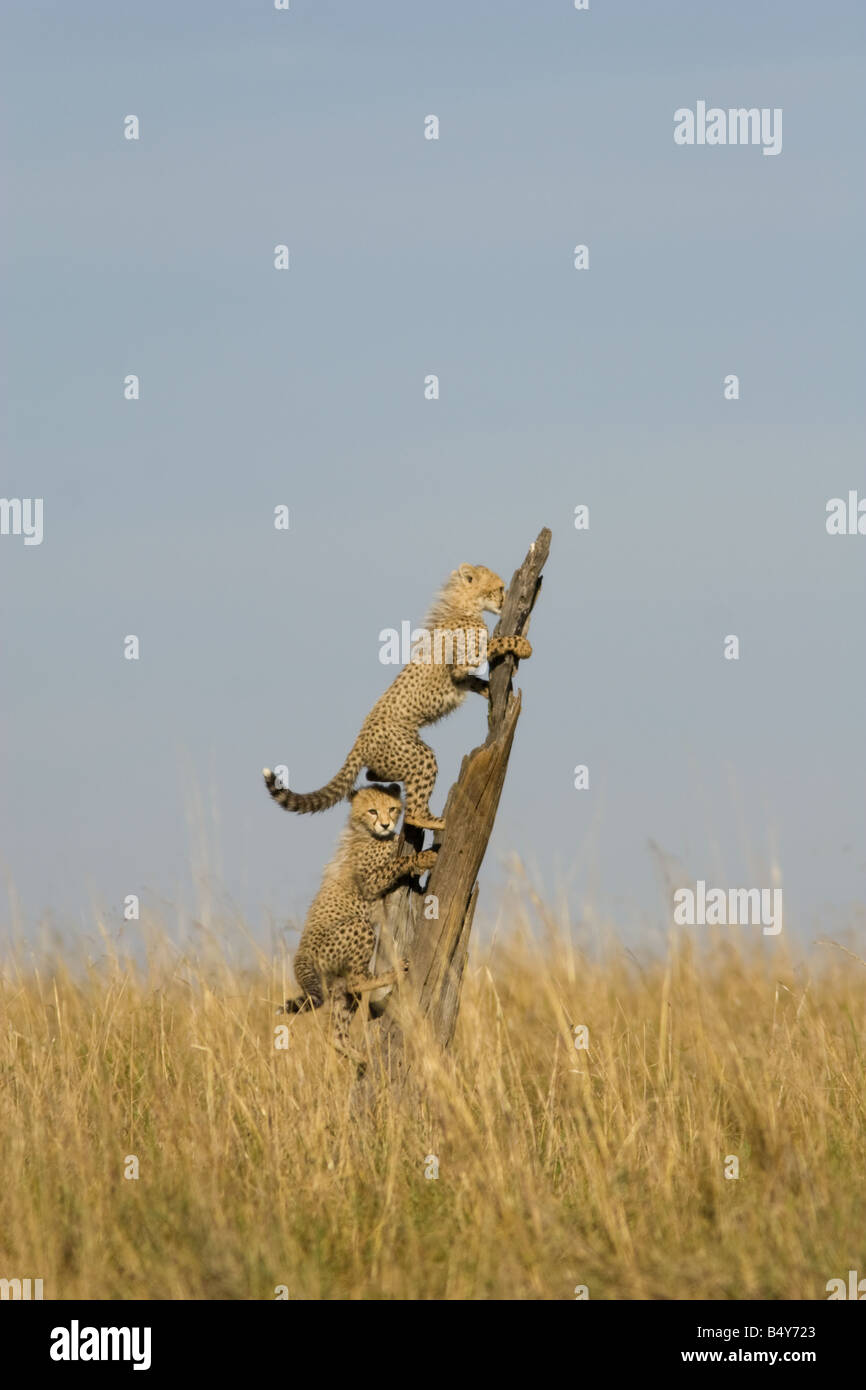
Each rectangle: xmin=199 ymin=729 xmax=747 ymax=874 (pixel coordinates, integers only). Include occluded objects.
xmin=279 ymin=951 xmax=324 ymax=1014
xmin=329 ymin=983 xmax=366 ymax=1068
xmin=363 ymin=731 xmax=443 ymax=830
xmin=402 ymin=738 xmax=443 ymax=829
xmin=347 ymin=959 xmax=410 ymax=995
xmin=330 ymin=959 xmax=411 ymax=1069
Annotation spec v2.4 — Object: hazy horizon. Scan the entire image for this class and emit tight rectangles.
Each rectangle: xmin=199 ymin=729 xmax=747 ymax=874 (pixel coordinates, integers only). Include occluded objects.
xmin=2 ymin=1 xmax=864 ymax=952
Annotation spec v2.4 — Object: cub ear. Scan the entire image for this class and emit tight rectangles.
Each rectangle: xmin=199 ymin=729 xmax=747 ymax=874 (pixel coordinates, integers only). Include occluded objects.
xmin=348 ymin=787 xmax=361 ymax=801
xmin=458 ymin=563 xmax=476 ymax=583
xmin=385 ymin=783 xmax=401 ymax=799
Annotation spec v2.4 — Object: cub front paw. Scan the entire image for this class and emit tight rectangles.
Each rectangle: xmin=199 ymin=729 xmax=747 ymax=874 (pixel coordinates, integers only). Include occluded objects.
xmin=514 ymin=637 xmax=532 ymax=659
xmin=416 ymin=850 xmax=438 ymax=872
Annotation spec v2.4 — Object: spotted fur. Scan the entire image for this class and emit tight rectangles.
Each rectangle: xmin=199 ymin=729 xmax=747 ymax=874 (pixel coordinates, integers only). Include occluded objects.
xmin=264 ymin=563 xmax=531 ymax=829
xmin=279 ymin=785 xmax=436 ymax=1064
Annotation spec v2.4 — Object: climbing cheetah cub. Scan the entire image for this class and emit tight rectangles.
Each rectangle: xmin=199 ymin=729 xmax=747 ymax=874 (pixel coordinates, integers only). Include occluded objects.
xmin=264 ymin=562 xmax=531 ymax=829
xmin=280 ymin=784 xmax=437 ymax=1064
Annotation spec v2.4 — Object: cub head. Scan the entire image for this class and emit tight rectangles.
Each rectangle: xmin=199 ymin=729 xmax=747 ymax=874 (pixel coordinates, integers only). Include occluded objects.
xmin=449 ymin=564 xmax=506 ymax=617
xmin=349 ymin=784 xmax=402 ymax=838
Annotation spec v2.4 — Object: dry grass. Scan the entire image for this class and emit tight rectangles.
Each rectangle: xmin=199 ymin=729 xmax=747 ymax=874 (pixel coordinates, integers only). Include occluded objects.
xmin=1 ymin=906 xmax=864 ymax=1300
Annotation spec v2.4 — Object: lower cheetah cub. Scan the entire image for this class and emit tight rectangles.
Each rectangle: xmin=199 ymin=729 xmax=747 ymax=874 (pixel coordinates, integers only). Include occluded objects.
xmin=280 ymin=784 xmax=436 ymax=1065
xmin=264 ymin=562 xmax=532 ymax=829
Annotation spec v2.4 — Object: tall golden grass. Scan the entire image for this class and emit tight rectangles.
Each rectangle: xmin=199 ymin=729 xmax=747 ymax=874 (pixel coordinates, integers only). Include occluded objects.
xmin=1 ymin=903 xmax=864 ymax=1300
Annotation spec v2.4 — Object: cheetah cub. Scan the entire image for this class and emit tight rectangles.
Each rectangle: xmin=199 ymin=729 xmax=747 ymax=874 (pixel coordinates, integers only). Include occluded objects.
xmin=280 ymin=784 xmax=436 ymax=1064
xmin=264 ymin=563 xmax=531 ymax=829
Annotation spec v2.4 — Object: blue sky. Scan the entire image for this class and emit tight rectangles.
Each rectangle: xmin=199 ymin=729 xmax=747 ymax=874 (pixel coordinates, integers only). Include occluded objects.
xmin=2 ymin=1 xmax=864 ymax=952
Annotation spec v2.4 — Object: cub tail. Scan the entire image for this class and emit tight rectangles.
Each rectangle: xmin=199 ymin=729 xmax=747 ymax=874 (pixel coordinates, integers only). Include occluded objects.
xmin=263 ymin=746 xmax=364 ymax=814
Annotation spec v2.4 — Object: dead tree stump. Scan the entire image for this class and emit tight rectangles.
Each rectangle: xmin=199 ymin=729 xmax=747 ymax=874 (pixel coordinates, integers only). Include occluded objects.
xmin=366 ymin=528 xmax=551 ymax=1079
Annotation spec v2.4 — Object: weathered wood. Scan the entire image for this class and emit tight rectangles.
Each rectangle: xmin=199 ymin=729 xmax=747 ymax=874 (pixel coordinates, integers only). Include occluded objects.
xmin=366 ymin=528 xmax=551 ymax=1074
